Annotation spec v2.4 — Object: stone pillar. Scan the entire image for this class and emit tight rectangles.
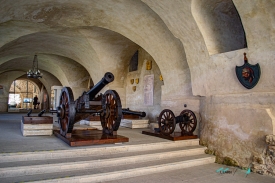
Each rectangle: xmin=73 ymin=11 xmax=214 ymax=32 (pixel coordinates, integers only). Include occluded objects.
xmin=0 ymin=96 xmax=8 ymax=112
xmin=0 ymin=85 xmax=9 ymax=112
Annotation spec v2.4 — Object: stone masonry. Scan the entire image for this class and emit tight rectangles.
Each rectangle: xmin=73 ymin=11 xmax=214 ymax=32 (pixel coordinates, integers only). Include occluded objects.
xmin=252 ymin=135 xmax=275 ymax=177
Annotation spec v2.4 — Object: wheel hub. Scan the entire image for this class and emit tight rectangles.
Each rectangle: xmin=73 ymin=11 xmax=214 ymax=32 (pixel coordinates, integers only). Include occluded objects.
xmin=58 ymin=104 xmax=66 ymax=119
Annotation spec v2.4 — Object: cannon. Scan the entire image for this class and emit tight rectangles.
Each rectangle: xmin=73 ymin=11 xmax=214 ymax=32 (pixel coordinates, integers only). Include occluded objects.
xmin=122 ymin=108 xmax=146 ymax=118
xmin=26 ymin=109 xmax=46 ymax=117
xmin=158 ymin=109 xmax=197 ymax=136
xmin=27 ymin=109 xmax=32 ymax=117
xmin=51 ymin=72 xmax=122 ymax=138
xmin=38 ymin=109 xmax=46 ymax=117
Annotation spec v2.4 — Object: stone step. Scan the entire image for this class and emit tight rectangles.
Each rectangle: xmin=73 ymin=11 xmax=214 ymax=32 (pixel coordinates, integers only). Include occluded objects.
xmin=0 ymin=139 xmax=214 ymax=183
xmin=0 ymin=145 xmax=203 ymax=168
xmin=0 ymin=154 xmax=214 ymax=183
xmin=0 ymin=139 xmax=200 ymax=163
xmin=50 ymin=156 xmax=214 ymax=183
xmin=0 ymin=146 xmax=206 ymax=177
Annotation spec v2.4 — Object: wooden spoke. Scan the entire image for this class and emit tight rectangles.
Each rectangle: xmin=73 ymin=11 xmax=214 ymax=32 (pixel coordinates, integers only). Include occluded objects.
xmin=179 ymin=109 xmax=197 ymax=135
xmin=58 ymin=87 xmax=75 ymax=137
xmin=158 ymin=109 xmax=176 ymax=136
xmin=100 ymin=90 xmax=122 ymax=135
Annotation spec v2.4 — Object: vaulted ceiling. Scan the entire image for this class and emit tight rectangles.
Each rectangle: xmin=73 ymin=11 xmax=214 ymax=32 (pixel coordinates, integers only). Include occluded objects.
xmin=1 ymin=0 xmax=273 ymax=97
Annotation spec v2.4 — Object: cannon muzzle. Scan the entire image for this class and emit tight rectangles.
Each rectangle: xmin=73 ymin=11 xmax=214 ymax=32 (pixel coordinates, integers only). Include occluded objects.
xmin=86 ymin=72 xmax=114 ymax=100
xmin=122 ymin=108 xmax=146 ymax=118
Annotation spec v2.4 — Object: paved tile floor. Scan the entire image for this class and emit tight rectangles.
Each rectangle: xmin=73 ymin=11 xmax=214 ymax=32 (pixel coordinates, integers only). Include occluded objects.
xmin=0 ymin=112 xmax=274 ymax=183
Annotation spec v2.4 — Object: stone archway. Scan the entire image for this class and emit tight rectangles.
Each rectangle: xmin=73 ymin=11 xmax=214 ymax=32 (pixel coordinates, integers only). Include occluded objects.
xmin=8 ymin=79 xmax=41 ymax=110
xmin=192 ymin=0 xmax=247 ymax=55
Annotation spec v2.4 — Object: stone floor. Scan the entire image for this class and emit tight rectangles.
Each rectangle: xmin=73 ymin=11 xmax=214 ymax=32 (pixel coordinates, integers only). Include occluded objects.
xmin=0 ymin=112 xmax=274 ymax=183
xmin=0 ymin=112 xmax=170 ymax=153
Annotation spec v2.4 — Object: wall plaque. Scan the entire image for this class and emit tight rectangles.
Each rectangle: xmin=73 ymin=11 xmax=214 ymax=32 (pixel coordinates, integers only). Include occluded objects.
xmin=144 ymin=75 xmax=154 ymax=105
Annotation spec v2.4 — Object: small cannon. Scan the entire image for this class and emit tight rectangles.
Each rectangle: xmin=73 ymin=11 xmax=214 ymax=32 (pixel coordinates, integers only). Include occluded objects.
xmin=158 ymin=109 xmax=197 ymax=136
xmin=51 ymin=72 xmax=122 ymax=138
xmin=26 ymin=109 xmax=45 ymax=117
xmin=27 ymin=109 xmax=32 ymax=117
xmin=122 ymin=108 xmax=146 ymax=118
xmin=38 ymin=109 xmax=46 ymax=117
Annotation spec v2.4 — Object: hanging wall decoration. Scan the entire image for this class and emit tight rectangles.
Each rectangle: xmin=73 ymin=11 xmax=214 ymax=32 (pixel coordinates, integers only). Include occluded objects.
xmin=132 ymin=86 xmax=136 ymax=92
xmin=135 ymin=78 xmax=139 ymax=84
xmin=159 ymin=75 xmax=163 ymax=81
xmin=146 ymin=60 xmax=152 ymax=70
xmin=130 ymin=79 xmax=134 ymax=85
xmin=235 ymin=53 xmax=261 ymax=89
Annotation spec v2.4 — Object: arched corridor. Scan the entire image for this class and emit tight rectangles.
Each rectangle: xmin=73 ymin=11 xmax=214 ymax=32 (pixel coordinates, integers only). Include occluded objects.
xmin=0 ymin=0 xmax=275 ymax=180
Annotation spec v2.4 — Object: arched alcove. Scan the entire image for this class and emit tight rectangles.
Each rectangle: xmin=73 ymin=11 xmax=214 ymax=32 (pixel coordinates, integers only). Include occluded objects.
xmin=192 ymin=0 xmax=247 ymax=55
xmin=8 ymin=79 xmax=42 ymax=110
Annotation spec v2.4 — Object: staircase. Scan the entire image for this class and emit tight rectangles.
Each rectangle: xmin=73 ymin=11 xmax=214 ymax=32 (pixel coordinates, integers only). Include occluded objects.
xmin=0 ymin=139 xmax=215 ymax=183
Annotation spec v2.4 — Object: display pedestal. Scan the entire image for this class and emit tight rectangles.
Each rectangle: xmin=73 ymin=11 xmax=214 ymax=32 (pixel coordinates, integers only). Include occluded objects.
xmin=54 ymin=129 xmax=129 ymax=147
xmin=21 ymin=116 xmax=53 ymax=136
xmin=120 ymin=119 xmax=149 ymax=129
xmin=142 ymin=130 xmax=198 ymax=141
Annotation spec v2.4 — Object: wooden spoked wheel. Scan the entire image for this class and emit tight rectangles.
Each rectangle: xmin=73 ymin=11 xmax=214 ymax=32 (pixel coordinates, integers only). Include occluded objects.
xmin=57 ymin=87 xmax=75 ymax=138
xmin=158 ymin=109 xmax=176 ymax=135
xmin=100 ymin=90 xmax=122 ymax=135
xmin=179 ymin=109 xmax=197 ymax=135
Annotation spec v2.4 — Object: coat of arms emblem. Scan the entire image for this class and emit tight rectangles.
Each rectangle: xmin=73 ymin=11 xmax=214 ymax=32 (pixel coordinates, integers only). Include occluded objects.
xmin=235 ymin=53 xmax=261 ymax=89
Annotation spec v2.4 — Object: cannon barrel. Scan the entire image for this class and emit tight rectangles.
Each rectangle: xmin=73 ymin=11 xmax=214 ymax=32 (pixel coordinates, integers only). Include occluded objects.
xmin=86 ymin=72 xmax=114 ymax=100
xmin=38 ymin=109 xmax=46 ymax=117
xmin=122 ymin=108 xmax=146 ymax=117
xmin=27 ymin=109 xmax=32 ymax=117
xmin=175 ymin=115 xmax=184 ymax=124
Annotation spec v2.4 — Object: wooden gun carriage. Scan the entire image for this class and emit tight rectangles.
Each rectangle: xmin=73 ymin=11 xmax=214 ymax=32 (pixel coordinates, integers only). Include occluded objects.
xmin=51 ymin=72 xmax=121 ymax=137
xmin=158 ymin=109 xmax=197 ymax=136
xmin=51 ymin=72 xmax=146 ymax=138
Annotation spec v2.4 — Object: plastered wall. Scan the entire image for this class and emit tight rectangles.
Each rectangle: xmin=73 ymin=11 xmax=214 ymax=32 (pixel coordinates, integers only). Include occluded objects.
xmin=125 ymin=48 xmax=163 ymax=123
